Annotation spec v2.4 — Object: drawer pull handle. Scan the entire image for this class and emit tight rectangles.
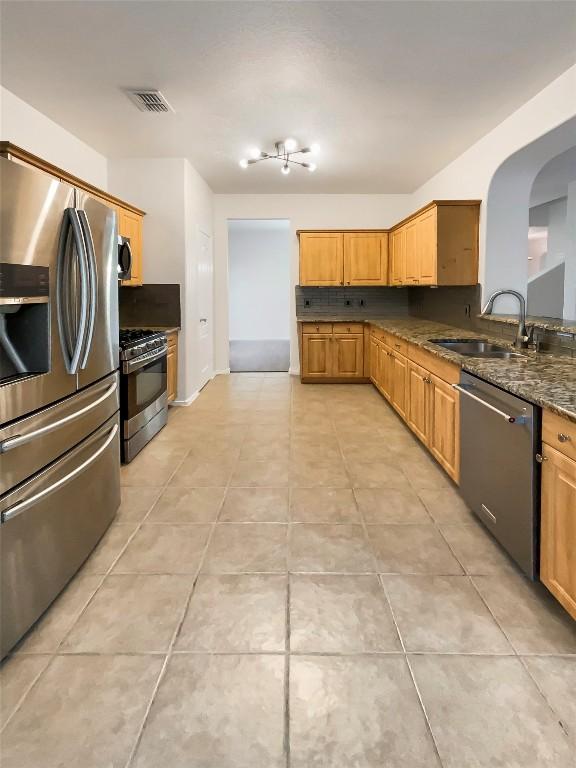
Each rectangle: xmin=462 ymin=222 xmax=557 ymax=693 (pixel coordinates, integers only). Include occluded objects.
xmin=535 ymin=453 xmax=548 ymax=464
xmin=558 ymin=433 xmax=572 ymax=443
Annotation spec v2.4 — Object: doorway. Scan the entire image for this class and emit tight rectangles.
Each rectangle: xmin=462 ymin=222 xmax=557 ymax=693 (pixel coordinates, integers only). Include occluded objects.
xmin=228 ymin=219 xmax=290 ymax=372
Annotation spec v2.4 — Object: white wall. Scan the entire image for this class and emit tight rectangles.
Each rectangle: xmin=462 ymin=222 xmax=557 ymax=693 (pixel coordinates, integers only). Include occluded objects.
xmin=228 ymin=220 xmax=290 ymax=341
xmin=213 ymin=194 xmax=410 ymax=373
xmin=408 ymin=65 xmax=576 ymax=312
xmin=0 ymin=86 xmax=108 ymax=188
xmin=109 ymin=158 xmax=214 ymax=402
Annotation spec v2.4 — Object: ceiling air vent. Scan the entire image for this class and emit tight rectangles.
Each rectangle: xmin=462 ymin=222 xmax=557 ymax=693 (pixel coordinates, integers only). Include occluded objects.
xmin=126 ymin=89 xmax=174 ymax=113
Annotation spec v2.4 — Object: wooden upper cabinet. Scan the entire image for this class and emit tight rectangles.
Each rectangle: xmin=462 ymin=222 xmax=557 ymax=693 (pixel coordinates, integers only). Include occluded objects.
xmin=343 ymin=233 xmax=388 ymax=285
xmin=429 ymin=374 xmax=459 ymax=482
xmin=540 ymin=443 xmax=576 ymax=620
xmin=118 ymin=208 xmax=144 ymax=286
xmin=404 ymin=220 xmax=419 ymax=284
xmin=299 ymin=233 xmax=344 ymax=286
xmin=390 ymin=227 xmax=406 ymax=285
xmin=417 ymin=208 xmax=437 ymax=284
xmin=389 ymin=201 xmax=480 ymax=286
xmin=332 ymin=333 xmax=364 ymax=378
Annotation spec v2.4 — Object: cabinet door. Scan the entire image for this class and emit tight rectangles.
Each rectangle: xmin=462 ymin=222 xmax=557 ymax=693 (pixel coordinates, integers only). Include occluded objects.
xmin=404 ymin=220 xmax=419 ymax=284
xmin=379 ymin=344 xmax=393 ymax=400
xmin=343 ymin=233 xmax=388 ymax=285
xmin=391 ymin=352 xmax=408 ymax=420
xmin=299 ymin=233 xmax=344 ymax=286
xmin=429 ymin=375 xmax=459 ymax=482
xmin=332 ymin=334 xmax=364 ymax=378
xmin=166 ymin=332 xmax=178 ymax=403
xmin=540 ymin=444 xmax=576 ymax=619
xmin=302 ymin=334 xmax=332 ymax=378
xmin=370 ymin=337 xmax=379 ymax=385
xmin=118 ymin=208 xmax=143 ymax=286
xmin=390 ymin=227 xmax=405 ymax=285
xmin=407 ymin=361 xmax=430 ymax=444
xmin=417 ymin=209 xmax=437 ymax=284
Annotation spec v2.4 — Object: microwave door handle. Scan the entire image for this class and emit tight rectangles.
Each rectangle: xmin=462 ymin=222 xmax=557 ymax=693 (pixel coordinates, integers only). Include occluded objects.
xmin=1 ymin=424 xmax=118 ymax=523
xmin=77 ymin=210 xmax=97 ymax=369
xmin=0 ymin=380 xmax=117 ymax=454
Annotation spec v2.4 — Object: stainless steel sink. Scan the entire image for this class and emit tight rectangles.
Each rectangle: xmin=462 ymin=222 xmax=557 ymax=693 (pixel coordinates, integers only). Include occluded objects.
xmin=428 ymin=339 xmax=525 ymax=359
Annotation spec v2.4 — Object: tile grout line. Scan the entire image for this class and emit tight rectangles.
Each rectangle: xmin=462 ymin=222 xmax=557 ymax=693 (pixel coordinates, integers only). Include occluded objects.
xmin=123 ymin=429 xmax=234 ymax=768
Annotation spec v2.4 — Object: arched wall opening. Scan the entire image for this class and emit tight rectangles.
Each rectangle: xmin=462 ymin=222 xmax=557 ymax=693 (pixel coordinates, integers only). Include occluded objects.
xmin=484 ymin=116 xmax=576 ymax=318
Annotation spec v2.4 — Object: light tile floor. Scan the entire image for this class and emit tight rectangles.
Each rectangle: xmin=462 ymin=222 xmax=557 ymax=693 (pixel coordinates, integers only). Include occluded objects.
xmin=1 ymin=373 xmax=575 ymax=767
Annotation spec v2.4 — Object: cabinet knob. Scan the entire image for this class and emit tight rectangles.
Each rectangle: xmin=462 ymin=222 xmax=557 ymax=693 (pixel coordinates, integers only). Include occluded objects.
xmin=558 ymin=433 xmax=572 ymax=443
xmin=535 ymin=453 xmax=548 ymax=464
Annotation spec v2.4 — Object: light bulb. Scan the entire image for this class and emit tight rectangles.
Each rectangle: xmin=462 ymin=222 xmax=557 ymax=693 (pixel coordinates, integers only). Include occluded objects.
xmin=308 ymin=163 xmax=317 ymax=173
xmin=248 ymin=146 xmax=261 ymax=159
xmin=281 ymin=163 xmax=290 ymax=175
xmin=284 ymin=137 xmax=297 ymax=152
xmin=310 ymin=143 xmax=320 ymax=155
xmin=239 ymin=158 xmax=248 ymax=169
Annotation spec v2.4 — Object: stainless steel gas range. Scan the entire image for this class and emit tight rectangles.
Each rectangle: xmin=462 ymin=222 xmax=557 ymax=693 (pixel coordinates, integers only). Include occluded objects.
xmin=119 ymin=328 xmax=168 ymax=463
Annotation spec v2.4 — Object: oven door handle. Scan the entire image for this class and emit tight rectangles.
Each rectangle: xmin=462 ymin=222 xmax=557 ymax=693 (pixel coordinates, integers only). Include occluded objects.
xmin=452 ymin=383 xmax=524 ymax=423
xmin=122 ymin=344 xmax=168 ymax=374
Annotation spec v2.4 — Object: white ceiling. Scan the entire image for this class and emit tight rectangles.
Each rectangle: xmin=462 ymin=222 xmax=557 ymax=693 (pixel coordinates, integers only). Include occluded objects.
xmin=2 ymin=1 xmax=575 ymax=194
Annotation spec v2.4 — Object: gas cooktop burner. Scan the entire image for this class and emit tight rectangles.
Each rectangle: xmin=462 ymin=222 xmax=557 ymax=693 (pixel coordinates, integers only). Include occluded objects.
xmin=119 ymin=328 xmax=167 ymax=360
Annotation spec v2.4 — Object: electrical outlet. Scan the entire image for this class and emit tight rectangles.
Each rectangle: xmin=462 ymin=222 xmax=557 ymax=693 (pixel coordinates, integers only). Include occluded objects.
xmin=464 ymin=304 xmax=471 ymax=318
xmin=305 ymin=299 xmax=310 ymax=306
xmin=359 ymin=299 xmax=365 ymax=306
xmin=345 ymin=299 xmax=351 ymax=306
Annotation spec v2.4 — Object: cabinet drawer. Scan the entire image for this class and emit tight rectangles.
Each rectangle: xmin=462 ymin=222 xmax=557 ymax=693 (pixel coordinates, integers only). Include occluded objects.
xmin=333 ymin=322 xmax=364 ymax=334
xmin=543 ymin=410 xmax=576 ymax=462
xmin=302 ymin=322 xmax=333 ymax=334
xmin=383 ymin=333 xmax=408 ymax=357
xmin=370 ymin=326 xmax=386 ymax=342
xmin=408 ymin=344 xmax=460 ymax=385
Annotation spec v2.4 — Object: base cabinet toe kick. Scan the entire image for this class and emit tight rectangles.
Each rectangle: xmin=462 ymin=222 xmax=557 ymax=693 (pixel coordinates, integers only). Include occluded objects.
xmin=297 ymin=320 xmax=576 ymax=620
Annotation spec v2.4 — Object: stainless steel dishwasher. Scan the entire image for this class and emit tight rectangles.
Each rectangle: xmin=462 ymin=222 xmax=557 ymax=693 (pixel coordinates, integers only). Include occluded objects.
xmin=456 ymin=371 xmax=540 ymax=579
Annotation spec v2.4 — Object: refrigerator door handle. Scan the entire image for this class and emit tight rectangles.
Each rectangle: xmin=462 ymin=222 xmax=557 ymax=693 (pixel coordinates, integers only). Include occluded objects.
xmin=77 ymin=210 xmax=98 ymax=369
xmin=57 ymin=208 xmax=89 ymax=374
xmin=0 ymin=380 xmax=117 ymax=454
xmin=1 ymin=424 xmax=119 ymax=523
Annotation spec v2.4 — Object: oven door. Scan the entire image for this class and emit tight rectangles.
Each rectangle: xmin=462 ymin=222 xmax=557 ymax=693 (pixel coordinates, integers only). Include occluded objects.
xmin=121 ymin=345 xmax=167 ymax=438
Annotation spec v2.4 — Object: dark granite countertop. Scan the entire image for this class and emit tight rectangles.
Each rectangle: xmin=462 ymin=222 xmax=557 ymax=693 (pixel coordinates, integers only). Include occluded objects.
xmin=297 ymin=315 xmax=576 ymax=423
xmin=476 ymin=314 xmax=576 ymax=335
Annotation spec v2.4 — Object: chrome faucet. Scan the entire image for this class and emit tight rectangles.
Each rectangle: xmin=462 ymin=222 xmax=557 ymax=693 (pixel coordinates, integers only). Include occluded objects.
xmin=481 ymin=289 xmax=530 ymax=349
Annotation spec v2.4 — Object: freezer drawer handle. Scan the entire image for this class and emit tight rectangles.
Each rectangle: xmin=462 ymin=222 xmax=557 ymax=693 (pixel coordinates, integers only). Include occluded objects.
xmin=452 ymin=383 xmax=523 ymax=424
xmin=0 ymin=381 xmax=117 ymax=454
xmin=1 ymin=424 xmax=118 ymax=523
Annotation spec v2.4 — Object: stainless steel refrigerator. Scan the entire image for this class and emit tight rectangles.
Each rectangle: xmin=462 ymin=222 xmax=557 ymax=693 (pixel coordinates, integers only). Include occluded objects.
xmin=0 ymin=157 xmax=121 ymax=657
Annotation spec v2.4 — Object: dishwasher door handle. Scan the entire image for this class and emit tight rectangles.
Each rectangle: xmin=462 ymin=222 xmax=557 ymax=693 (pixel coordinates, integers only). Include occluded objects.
xmin=452 ymin=384 xmax=522 ymax=423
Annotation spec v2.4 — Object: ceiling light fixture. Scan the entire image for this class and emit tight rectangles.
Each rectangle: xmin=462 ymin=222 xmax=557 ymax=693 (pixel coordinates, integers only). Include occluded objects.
xmin=238 ymin=139 xmax=320 ymax=175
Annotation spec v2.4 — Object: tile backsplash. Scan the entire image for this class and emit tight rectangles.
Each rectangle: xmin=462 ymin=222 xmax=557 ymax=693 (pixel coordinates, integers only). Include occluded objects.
xmin=296 ymin=286 xmax=410 ymax=317
xmin=119 ymin=283 xmax=181 ymax=328
xmin=409 ymin=285 xmax=481 ymax=329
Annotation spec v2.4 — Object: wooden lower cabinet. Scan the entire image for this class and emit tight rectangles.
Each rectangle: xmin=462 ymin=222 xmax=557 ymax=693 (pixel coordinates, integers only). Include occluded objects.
xmin=302 ymin=334 xmax=333 ymax=378
xmin=540 ymin=443 xmax=576 ymax=619
xmin=391 ymin=352 xmax=408 ymax=420
xmin=166 ymin=331 xmax=178 ymax=403
xmin=407 ymin=361 xmax=430 ymax=444
xmin=429 ymin=375 xmax=460 ymax=482
xmin=332 ymin=334 xmax=364 ymax=378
